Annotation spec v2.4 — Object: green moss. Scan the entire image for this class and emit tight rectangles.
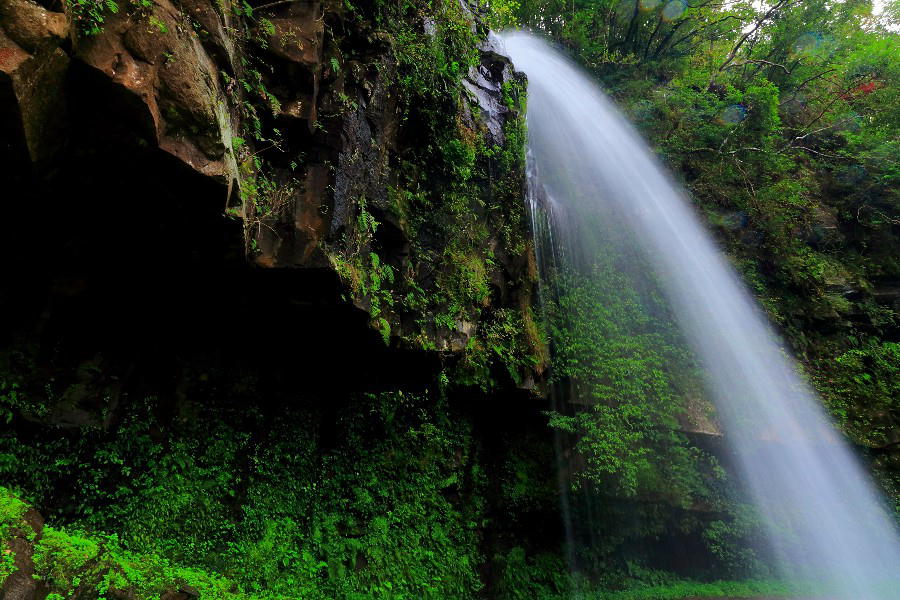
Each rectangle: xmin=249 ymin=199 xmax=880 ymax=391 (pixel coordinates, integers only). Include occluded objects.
xmin=0 ymin=488 xmax=30 ymax=580
xmin=31 ymin=525 xmax=247 ymax=600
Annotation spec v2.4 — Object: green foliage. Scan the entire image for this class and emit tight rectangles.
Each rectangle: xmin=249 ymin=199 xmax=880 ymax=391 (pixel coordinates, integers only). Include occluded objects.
xmin=490 ymin=543 xmax=786 ymax=600
xmin=66 ymin=0 xmax=119 ymax=36
xmin=545 ymin=260 xmax=715 ymax=501
xmin=531 ymin=245 xmax=762 ymax=577
xmin=381 ymin=1 xmax=481 ymax=105
xmin=0 ymin=491 xmax=28 ymax=529
xmin=492 ymin=547 xmax=571 ymax=599
xmin=0 ymin=352 xmax=54 ymax=424
xmin=485 ymin=0 xmax=523 ymax=30
xmin=66 ymin=0 xmax=160 ymax=36
xmin=817 ymin=339 xmax=900 ymax=455
xmin=0 ymin=489 xmax=30 ymax=581
xmin=494 ymin=0 xmax=747 ymax=73
xmin=597 ymin=577 xmax=795 ymax=600
xmin=700 ymin=504 xmax=770 ymax=576
xmin=30 ymin=524 xmax=246 ymax=600
xmin=0 ymin=378 xmax=22 ymax=425
xmin=0 ymin=391 xmax=487 ymax=599
xmin=330 ymin=200 xmax=396 ymax=344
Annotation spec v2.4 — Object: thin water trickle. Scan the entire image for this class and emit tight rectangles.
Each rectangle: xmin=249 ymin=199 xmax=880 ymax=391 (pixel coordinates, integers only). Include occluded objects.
xmin=503 ymin=31 xmax=900 ymax=598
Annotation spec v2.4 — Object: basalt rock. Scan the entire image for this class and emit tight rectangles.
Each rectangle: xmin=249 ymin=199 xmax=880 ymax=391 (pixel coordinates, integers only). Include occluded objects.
xmin=74 ymin=0 xmax=239 ymax=182
xmin=462 ymin=31 xmax=518 ymax=146
xmin=0 ymin=0 xmax=68 ymax=168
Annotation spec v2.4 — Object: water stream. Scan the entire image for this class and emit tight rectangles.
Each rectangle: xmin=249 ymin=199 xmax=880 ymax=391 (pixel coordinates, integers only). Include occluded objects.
xmin=502 ymin=31 xmax=900 ymax=598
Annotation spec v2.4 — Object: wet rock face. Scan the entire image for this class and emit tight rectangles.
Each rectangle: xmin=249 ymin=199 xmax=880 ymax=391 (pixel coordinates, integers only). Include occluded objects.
xmin=0 ymin=0 xmax=542 ymax=389
xmin=1 ymin=0 xmax=238 ymax=179
xmin=0 ymin=0 xmax=67 ymax=52
xmin=251 ymin=3 xmax=527 ymax=261
xmin=76 ymin=0 xmax=239 ymax=182
xmin=463 ymin=31 xmax=520 ymax=146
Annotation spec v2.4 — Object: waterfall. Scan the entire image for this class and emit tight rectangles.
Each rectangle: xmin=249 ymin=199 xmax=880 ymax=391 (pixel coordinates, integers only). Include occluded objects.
xmin=503 ymin=31 xmax=900 ymax=598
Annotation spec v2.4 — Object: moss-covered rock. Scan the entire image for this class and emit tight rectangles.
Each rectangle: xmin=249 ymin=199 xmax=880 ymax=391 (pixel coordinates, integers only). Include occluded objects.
xmin=241 ymin=1 xmax=542 ymax=386
xmin=1 ymin=486 xmax=250 ymax=600
xmin=0 ymin=489 xmax=42 ymax=600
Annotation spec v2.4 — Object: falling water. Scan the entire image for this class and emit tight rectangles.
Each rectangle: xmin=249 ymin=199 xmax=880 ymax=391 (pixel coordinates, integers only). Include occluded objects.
xmin=502 ymin=31 xmax=900 ymax=598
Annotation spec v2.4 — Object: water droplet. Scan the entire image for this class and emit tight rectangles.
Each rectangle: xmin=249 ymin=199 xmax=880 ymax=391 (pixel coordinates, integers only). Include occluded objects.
xmin=791 ymin=32 xmax=823 ymax=57
xmin=640 ymin=0 xmax=661 ymax=11
xmin=662 ymin=0 xmax=687 ymax=21
xmin=719 ymin=105 xmax=747 ymax=124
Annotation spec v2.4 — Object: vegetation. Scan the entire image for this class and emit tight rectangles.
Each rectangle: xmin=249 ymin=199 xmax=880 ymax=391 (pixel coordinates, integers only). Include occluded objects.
xmin=1 ymin=391 xmax=491 ymax=599
xmin=484 ymin=0 xmax=900 ymax=588
xmin=65 ymin=0 xmax=157 ymax=36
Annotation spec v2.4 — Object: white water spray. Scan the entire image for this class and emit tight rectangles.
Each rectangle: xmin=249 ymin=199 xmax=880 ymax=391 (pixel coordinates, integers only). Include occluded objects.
xmin=503 ymin=31 xmax=900 ymax=598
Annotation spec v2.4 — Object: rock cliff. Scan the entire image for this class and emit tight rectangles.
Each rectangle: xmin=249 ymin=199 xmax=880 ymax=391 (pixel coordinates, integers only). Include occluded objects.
xmin=1 ymin=0 xmax=543 ymax=422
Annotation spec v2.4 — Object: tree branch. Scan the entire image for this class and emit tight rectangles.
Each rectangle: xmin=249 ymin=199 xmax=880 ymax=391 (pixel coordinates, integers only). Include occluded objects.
xmin=715 ymin=0 xmax=791 ymax=76
xmin=724 ymin=59 xmax=792 ymax=74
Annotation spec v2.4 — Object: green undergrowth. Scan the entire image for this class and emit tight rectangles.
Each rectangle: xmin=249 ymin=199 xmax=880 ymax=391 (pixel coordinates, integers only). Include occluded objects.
xmin=2 ymin=363 xmax=772 ymax=598
xmin=32 ymin=525 xmax=246 ymax=600
xmin=0 ymin=489 xmax=248 ymax=598
xmin=597 ymin=579 xmax=795 ymax=600
xmin=0 ymin=484 xmax=802 ymax=600
xmin=0 ymin=490 xmax=30 ymax=581
xmin=545 ymin=260 xmax=710 ymax=500
xmin=534 ymin=239 xmax=765 ymax=575
xmin=0 ymin=390 xmax=488 ymax=599
xmin=486 ymin=543 xmax=792 ymax=600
